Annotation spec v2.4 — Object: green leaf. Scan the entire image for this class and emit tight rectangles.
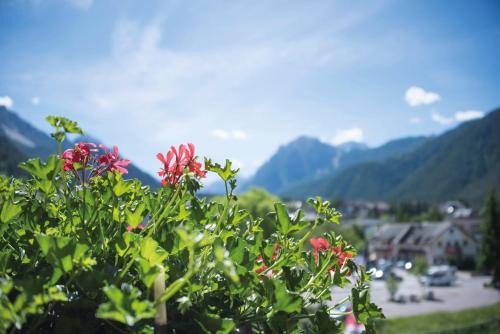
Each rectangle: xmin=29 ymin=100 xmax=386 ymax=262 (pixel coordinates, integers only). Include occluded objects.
xmin=194 ymin=312 xmax=236 ymax=334
xmin=312 ymin=307 xmax=341 ymax=334
xmin=96 ymin=285 xmax=156 ymax=326
xmin=175 ymin=203 xmax=190 ymax=221
xmin=0 ymin=250 xmax=12 ymax=274
xmin=115 ymin=232 xmax=138 ymax=257
xmin=351 ymin=287 xmax=384 ymax=334
xmin=35 ymin=235 xmax=89 ymax=273
xmin=271 ymin=280 xmax=302 ymax=314
xmin=126 ymin=203 xmax=146 ymax=228
xmin=0 ymin=201 xmax=22 ymax=224
xmin=37 ymin=179 xmax=54 ymax=194
xmin=135 ymin=258 xmax=161 ymax=288
xmin=19 ymin=156 xmax=62 ymax=180
xmin=46 ymin=115 xmax=83 ymax=135
xmin=214 ymin=246 xmax=240 ymax=284
xmin=204 ymin=159 xmax=239 ymax=182
xmin=32 ymin=286 xmax=68 ymax=306
xmin=228 ymin=206 xmax=248 ymax=226
xmin=229 ymin=238 xmax=248 ymax=265
xmin=113 ymin=178 xmax=134 ymax=197
xmin=274 ymin=203 xmax=290 ymax=235
xmin=140 ymin=237 xmax=168 ymax=266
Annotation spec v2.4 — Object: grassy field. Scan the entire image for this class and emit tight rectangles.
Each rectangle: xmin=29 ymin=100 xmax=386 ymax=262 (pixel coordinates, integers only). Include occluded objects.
xmin=376 ymin=303 xmax=500 ymax=334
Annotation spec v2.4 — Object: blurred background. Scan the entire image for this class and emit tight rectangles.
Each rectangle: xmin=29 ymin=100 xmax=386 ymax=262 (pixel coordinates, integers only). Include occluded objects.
xmin=1 ymin=1 xmax=499 ymax=333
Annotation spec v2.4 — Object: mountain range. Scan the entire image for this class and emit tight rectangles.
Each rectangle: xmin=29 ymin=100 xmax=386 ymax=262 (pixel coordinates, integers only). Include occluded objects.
xmin=2 ymin=105 xmax=499 ymax=206
xmin=248 ymin=135 xmax=430 ymax=194
xmin=0 ymin=106 xmax=158 ymax=187
xmin=250 ymin=108 xmax=500 ymax=206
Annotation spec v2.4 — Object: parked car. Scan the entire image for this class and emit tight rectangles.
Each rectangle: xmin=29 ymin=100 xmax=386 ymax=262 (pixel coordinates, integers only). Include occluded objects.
xmin=396 ymin=260 xmax=413 ymax=270
xmin=367 ymin=262 xmax=402 ymax=281
xmin=420 ymin=265 xmax=457 ymax=286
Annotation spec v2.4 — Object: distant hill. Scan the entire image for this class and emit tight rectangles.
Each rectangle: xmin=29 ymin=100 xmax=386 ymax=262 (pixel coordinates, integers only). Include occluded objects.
xmin=246 ymin=135 xmax=429 ymax=195
xmin=0 ymin=106 xmax=159 ymax=187
xmin=0 ymin=106 xmax=57 ymax=159
xmin=336 ymin=136 xmax=431 ymax=171
xmin=0 ymin=134 xmax=28 ymax=177
xmin=287 ymin=108 xmax=500 ymax=206
xmin=248 ymin=136 xmax=340 ymax=194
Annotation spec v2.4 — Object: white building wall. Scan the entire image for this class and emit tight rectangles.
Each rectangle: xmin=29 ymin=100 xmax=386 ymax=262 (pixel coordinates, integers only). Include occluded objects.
xmin=430 ymin=226 xmax=477 ymax=264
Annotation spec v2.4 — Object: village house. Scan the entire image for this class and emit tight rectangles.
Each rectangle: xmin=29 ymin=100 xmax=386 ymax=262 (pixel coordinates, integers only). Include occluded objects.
xmin=368 ymin=221 xmax=479 ymax=267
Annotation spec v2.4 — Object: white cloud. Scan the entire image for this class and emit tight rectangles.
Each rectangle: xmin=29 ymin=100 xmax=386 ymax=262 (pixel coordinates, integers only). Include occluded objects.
xmin=431 ymin=112 xmax=454 ymax=125
xmin=31 ymin=96 xmax=40 ymax=105
xmin=67 ymin=0 xmax=93 ymax=10
xmin=332 ymin=127 xmax=364 ymax=145
xmin=211 ymin=129 xmax=230 ymax=140
xmin=431 ymin=110 xmax=485 ymax=126
xmin=211 ymin=129 xmax=248 ymax=141
xmin=0 ymin=96 xmax=14 ymax=109
xmin=454 ymin=110 xmax=484 ymax=121
xmin=409 ymin=117 xmax=421 ymax=124
xmin=231 ymin=130 xmax=248 ymax=140
xmin=405 ymin=86 xmax=441 ymax=107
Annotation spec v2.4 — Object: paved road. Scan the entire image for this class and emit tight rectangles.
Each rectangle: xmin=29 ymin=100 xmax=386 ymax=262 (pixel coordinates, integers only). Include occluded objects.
xmin=330 ymin=270 xmax=500 ymax=318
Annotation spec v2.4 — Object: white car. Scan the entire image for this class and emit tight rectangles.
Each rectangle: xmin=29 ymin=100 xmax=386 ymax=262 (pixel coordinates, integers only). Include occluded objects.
xmin=420 ymin=265 xmax=457 ymax=286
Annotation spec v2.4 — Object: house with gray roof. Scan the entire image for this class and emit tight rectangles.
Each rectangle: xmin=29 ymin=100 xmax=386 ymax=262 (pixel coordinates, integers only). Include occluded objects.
xmin=368 ymin=221 xmax=478 ymax=266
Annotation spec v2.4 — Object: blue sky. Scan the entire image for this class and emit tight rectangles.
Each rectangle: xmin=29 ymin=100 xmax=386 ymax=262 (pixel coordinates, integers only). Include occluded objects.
xmin=1 ymin=0 xmax=499 ymax=182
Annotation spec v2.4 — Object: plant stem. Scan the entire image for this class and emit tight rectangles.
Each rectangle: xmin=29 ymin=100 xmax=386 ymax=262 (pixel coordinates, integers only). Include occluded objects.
xmin=300 ymin=252 xmax=334 ymax=293
xmin=57 ymin=140 xmax=62 ymax=157
xmin=215 ymin=180 xmax=231 ymax=233
xmin=297 ymin=215 xmax=320 ymax=248
xmin=154 ymin=266 xmax=168 ymax=334
xmin=157 ymin=247 xmax=195 ymax=304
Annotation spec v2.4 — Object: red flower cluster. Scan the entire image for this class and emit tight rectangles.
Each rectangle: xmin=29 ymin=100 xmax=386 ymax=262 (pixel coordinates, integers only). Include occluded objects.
xmin=309 ymin=237 xmax=353 ymax=271
xmin=98 ymin=145 xmax=130 ymax=175
xmin=62 ymin=142 xmax=130 ymax=183
xmin=255 ymin=243 xmax=280 ymax=277
xmin=156 ymin=143 xmax=206 ymax=187
xmin=127 ymin=224 xmax=144 ymax=232
xmin=63 ymin=142 xmax=96 ymax=173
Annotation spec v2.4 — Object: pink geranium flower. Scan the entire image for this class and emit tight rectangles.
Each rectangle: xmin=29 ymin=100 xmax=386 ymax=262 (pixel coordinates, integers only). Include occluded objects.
xmin=309 ymin=237 xmax=331 ymax=263
xmin=157 ymin=143 xmax=206 ymax=187
xmin=309 ymin=237 xmax=353 ymax=274
xmin=61 ymin=142 xmax=130 ymax=184
xmin=98 ymin=145 xmax=130 ymax=175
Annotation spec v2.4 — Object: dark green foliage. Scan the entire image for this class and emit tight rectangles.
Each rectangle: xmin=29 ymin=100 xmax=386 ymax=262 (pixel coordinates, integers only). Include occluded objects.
xmin=479 ymin=190 xmax=500 ymax=284
xmin=392 ymin=201 xmax=442 ymax=222
xmin=213 ymin=187 xmax=280 ymax=237
xmin=0 ymin=117 xmax=383 ymax=333
xmin=0 ymin=135 xmax=27 ymax=177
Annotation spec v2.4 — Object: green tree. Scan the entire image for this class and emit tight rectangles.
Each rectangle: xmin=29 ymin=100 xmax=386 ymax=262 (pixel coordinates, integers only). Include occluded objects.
xmin=425 ymin=205 xmax=443 ymax=222
xmin=479 ymin=190 xmax=500 ymax=285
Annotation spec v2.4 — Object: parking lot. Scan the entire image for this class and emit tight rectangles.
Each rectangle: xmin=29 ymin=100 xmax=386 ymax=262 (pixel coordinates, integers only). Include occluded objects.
xmin=330 ymin=269 xmax=500 ymax=318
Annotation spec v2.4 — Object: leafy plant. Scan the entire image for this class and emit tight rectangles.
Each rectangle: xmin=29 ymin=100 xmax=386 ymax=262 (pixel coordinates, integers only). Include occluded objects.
xmin=0 ymin=116 xmax=383 ymax=333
